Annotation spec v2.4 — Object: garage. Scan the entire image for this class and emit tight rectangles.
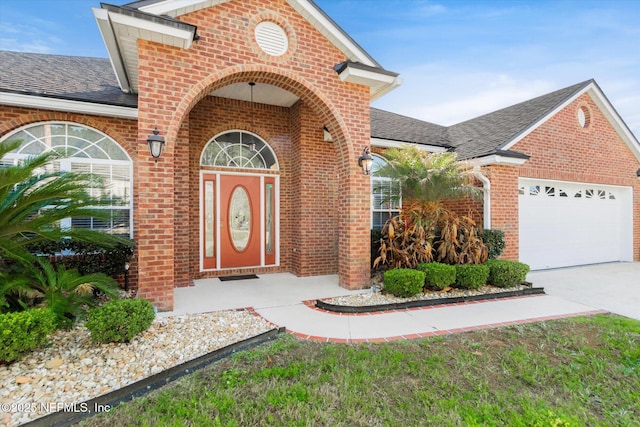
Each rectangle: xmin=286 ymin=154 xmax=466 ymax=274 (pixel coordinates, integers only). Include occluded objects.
xmin=518 ymin=178 xmax=633 ymax=270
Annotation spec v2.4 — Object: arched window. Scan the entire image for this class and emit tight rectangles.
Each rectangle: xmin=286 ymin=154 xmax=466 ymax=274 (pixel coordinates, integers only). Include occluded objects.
xmin=371 ymin=154 xmax=401 ymax=230
xmin=201 ymin=131 xmax=278 ymax=170
xmin=1 ymin=122 xmax=132 ymax=236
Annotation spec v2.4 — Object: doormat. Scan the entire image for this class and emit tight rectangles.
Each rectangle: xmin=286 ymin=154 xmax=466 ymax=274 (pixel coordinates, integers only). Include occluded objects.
xmin=218 ymin=274 xmax=259 ymax=281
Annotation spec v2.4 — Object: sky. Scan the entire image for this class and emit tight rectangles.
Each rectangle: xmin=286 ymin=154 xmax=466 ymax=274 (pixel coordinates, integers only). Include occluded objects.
xmin=1 ymin=0 xmax=639 ymax=138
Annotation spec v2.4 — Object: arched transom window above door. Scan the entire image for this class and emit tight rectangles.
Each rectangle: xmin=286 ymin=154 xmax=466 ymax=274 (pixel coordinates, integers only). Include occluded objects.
xmin=200 ymin=131 xmax=278 ymax=170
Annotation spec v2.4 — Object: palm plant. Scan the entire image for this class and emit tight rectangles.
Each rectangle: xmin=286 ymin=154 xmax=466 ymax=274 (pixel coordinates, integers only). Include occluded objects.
xmin=5 ymin=257 xmax=119 ymax=328
xmin=0 ymin=139 xmax=129 ymax=266
xmin=373 ymin=146 xmax=487 ymax=268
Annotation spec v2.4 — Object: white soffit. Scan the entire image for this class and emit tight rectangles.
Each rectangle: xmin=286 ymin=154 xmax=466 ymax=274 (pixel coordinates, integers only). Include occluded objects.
xmin=0 ymin=92 xmax=138 ymax=119
xmin=371 ymin=139 xmax=447 ymax=152
xmin=138 ymin=0 xmax=230 ymax=17
xmin=468 ymin=155 xmax=528 ymax=167
xmin=93 ymin=5 xmax=197 ymax=94
xmin=210 ymin=83 xmax=299 ymax=107
xmin=337 ymin=65 xmax=402 ymax=101
xmin=501 ymin=82 xmax=640 ymax=162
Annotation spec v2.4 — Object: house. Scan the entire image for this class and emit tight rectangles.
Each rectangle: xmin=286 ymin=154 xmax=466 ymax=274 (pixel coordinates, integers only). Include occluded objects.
xmin=1 ymin=0 xmax=638 ymax=311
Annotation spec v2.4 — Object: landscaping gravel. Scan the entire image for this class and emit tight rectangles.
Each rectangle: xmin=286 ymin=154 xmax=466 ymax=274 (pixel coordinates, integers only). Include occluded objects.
xmin=0 ymin=310 xmax=273 ymax=427
xmin=324 ymin=284 xmax=529 ymax=307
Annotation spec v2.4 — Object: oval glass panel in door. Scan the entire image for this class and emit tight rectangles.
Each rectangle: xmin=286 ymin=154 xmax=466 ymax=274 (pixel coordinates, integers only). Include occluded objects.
xmin=229 ymin=186 xmax=251 ymax=251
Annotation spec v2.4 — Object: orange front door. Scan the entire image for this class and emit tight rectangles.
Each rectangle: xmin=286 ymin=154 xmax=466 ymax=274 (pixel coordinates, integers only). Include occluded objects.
xmin=219 ymin=175 xmax=261 ymax=268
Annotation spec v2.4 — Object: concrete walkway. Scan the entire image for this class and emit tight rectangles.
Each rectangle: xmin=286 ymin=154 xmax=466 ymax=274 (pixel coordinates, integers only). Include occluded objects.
xmin=528 ymin=262 xmax=640 ymax=320
xmin=162 ymin=270 xmax=612 ymax=342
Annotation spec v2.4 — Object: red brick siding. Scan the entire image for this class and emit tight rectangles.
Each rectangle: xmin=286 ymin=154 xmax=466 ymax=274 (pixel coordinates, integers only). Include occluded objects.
xmin=490 ymin=93 xmax=640 ymax=262
xmin=130 ymin=0 xmax=373 ymax=307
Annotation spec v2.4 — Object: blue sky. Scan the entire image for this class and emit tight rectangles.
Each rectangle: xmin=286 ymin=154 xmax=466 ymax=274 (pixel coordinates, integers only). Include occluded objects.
xmin=1 ymin=0 xmax=639 ymax=138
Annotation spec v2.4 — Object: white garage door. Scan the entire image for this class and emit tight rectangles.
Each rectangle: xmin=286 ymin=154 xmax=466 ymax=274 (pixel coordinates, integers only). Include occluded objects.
xmin=518 ymin=179 xmax=633 ymax=270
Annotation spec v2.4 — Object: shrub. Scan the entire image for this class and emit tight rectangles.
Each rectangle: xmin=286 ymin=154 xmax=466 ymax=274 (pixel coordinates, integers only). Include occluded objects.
xmin=417 ymin=262 xmax=456 ymax=290
xmin=481 ymin=229 xmax=506 ymax=260
xmin=454 ymin=264 xmax=489 ymax=290
xmin=486 ymin=260 xmax=530 ymax=288
xmin=383 ymin=269 xmax=425 ymax=298
xmin=0 ymin=308 xmax=56 ymax=363
xmin=86 ymin=298 xmax=155 ymax=343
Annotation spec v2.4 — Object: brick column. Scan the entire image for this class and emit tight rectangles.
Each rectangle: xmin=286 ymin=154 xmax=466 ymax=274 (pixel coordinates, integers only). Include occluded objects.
xmin=135 ymin=122 xmax=175 ymax=311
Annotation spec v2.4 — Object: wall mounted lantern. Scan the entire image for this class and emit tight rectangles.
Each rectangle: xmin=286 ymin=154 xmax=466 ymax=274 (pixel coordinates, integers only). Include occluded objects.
xmin=637 ymin=168 xmax=640 ymax=179
xmin=146 ymin=127 xmax=165 ymax=162
xmin=358 ymin=146 xmax=373 ymax=175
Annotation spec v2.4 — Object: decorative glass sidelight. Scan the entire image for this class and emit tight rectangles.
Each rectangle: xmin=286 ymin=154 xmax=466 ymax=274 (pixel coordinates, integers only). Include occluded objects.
xmin=266 ymin=183 xmax=274 ymax=254
xmin=229 ymin=186 xmax=251 ymax=251
xmin=204 ymin=181 xmax=214 ymax=257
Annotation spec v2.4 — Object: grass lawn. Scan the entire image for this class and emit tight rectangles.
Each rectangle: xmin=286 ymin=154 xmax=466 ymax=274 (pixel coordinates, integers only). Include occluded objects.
xmin=82 ymin=314 xmax=639 ymax=426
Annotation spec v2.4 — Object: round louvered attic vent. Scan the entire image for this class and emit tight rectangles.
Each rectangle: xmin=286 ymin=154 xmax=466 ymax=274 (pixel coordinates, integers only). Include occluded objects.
xmin=255 ymin=21 xmax=288 ymax=56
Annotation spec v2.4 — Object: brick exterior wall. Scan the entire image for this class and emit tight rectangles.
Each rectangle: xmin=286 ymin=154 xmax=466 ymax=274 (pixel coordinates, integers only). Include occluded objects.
xmin=489 ymin=93 xmax=640 ymax=262
xmin=131 ymin=0 xmax=372 ymax=309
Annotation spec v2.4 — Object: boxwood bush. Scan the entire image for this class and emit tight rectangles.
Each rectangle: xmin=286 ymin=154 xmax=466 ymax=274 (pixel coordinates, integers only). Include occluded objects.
xmin=383 ymin=268 xmax=425 ymax=298
xmin=486 ymin=260 xmax=530 ymax=288
xmin=0 ymin=308 xmax=56 ymax=363
xmin=417 ymin=262 xmax=456 ymax=290
xmin=454 ymin=264 xmax=489 ymax=290
xmin=86 ymin=298 xmax=155 ymax=343
xmin=481 ymin=229 xmax=506 ymax=260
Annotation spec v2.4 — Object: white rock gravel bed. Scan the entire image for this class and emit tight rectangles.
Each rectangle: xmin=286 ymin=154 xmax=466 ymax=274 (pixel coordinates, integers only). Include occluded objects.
xmin=323 ymin=285 xmax=529 ymax=307
xmin=0 ymin=310 xmax=274 ymax=427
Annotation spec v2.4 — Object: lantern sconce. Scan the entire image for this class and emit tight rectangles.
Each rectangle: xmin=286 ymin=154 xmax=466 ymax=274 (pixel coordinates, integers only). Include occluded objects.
xmin=637 ymin=168 xmax=640 ymax=179
xmin=358 ymin=146 xmax=373 ymax=175
xmin=146 ymin=126 xmax=165 ymax=162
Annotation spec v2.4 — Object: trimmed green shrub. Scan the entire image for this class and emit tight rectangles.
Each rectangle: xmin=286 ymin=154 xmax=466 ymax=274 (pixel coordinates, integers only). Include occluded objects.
xmin=454 ymin=264 xmax=489 ymax=290
xmin=486 ymin=260 xmax=530 ymax=288
xmin=86 ymin=298 xmax=155 ymax=343
xmin=0 ymin=308 xmax=56 ymax=363
xmin=481 ymin=229 xmax=506 ymax=260
xmin=417 ymin=262 xmax=456 ymax=290
xmin=383 ymin=269 xmax=425 ymax=298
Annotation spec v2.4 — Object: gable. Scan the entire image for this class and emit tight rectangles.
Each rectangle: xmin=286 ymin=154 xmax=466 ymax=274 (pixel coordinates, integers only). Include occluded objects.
xmin=94 ymin=0 xmax=400 ymax=99
xmin=503 ymin=81 xmax=640 ymax=163
xmin=512 ymin=91 xmax=640 ymax=182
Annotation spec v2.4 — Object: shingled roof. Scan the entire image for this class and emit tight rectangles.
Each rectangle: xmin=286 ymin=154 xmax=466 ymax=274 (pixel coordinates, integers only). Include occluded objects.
xmin=0 ymin=51 xmax=137 ymax=108
xmin=370 ymin=107 xmax=450 ymax=148
xmin=1 ymin=52 xmax=615 ymax=161
xmin=447 ymin=80 xmax=593 ymax=159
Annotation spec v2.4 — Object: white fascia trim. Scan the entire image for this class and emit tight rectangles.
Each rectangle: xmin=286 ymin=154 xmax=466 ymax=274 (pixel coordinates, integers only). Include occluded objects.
xmin=501 ymin=82 xmax=640 ymax=162
xmin=468 ymin=155 xmax=528 ymax=167
xmin=0 ymin=92 xmax=138 ymax=120
xmin=337 ymin=65 xmax=402 ymax=100
xmin=108 ymin=12 xmax=195 ymax=49
xmin=286 ymin=0 xmax=377 ymax=67
xmin=370 ymin=138 xmax=447 ymax=152
xmin=93 ymin=7 xmax=131 ymax=93
xmin=139 ymin=0 xmax=230 ymax=17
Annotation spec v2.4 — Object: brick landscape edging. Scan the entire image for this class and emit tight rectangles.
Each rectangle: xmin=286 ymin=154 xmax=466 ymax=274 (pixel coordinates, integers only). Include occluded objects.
xmin=314 ymin=287 xmax=546 ymax=314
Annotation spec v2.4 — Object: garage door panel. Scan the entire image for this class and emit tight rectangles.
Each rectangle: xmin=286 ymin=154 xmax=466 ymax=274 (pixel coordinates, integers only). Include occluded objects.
xmin=518 ymin=179 xmax=629 ymax=270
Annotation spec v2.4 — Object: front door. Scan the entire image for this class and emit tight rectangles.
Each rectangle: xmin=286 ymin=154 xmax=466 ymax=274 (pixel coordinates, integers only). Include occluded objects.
xmin=202 ymin=173 xmax=278 ymax=270
xmin=220 ymin=175 xmax=260 ymax=268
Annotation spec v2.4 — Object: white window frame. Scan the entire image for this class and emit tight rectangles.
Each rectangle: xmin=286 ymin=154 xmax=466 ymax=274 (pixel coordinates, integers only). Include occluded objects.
xmin=0 ymin=121 xmax=133 ymax=237
xmin=371 ymin=154 xmax=401 ymax=230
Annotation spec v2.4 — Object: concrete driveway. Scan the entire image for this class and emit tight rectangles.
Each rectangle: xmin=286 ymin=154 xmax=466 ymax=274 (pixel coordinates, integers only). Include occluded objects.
xmin=527 ymin=262 xmax=640 ymax=320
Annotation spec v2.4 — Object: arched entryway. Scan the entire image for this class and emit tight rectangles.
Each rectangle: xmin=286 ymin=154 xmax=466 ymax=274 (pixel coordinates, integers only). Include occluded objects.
xmin=200 ymin=130 xmax=279 ymax=271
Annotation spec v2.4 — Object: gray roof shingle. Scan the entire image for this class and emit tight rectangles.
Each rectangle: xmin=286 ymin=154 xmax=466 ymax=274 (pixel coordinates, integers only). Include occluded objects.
xmin=1 ymin=51 xmax=600 ymax=161
xmin=370 ymin=107 xmax=450 ymax=148
xmin=447 ymin=80 xmax=592 ymax=159
xmin=0 ymin=51 xmax=137 ymax=108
